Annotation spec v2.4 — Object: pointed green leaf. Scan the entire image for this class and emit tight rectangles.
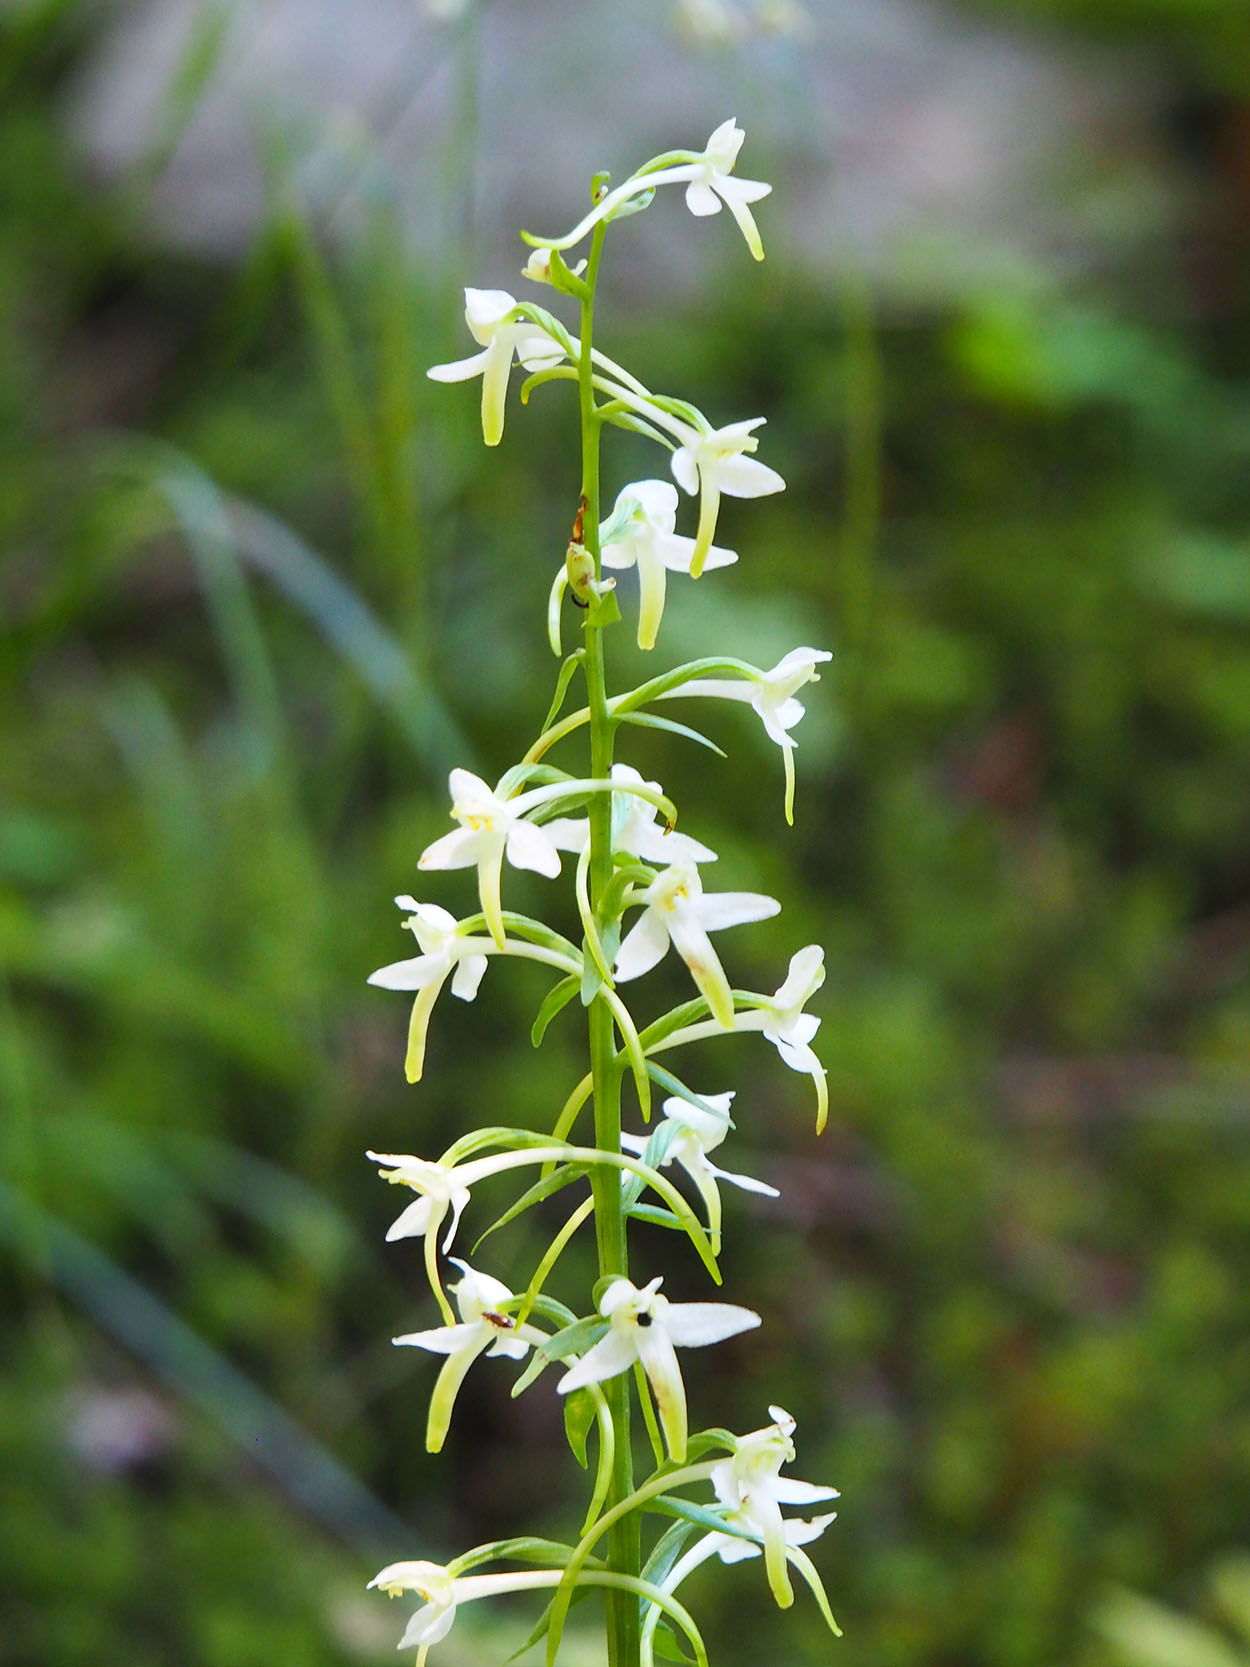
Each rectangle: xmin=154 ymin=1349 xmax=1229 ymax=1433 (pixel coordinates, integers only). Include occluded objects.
xmin=470 ymin=1165 xmax=586 ymax=1253
xmin=640 ymin=1521 xmax=698 ymax=1590
xmin=625 ymin=1203 xmax=684 ymax=1231
xmin=532 ymin=975 xmax=581 ymax=1047
xmin=564 ymin=1388 xmax=596 ymax=1468
xmin=539 ymin=1315 xmax=610 ymax=1362
xmin=652 ymin=1623 xmax=700 ymax=1665
xmin=614 ymin=711 xmax=727 ymax=756
xmin=646 ymin=1495 xmax=756 ymax=1544
xmin=540 ymin=650 xmax=586 ymax=732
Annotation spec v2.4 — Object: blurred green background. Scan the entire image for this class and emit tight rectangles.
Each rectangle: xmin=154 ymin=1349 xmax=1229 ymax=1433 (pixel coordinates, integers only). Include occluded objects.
xmin=3 ymin=1 xmax=1250 ymax=1664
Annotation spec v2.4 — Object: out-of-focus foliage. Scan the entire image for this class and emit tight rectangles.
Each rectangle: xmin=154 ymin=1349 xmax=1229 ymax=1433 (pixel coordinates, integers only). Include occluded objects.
xmin=1096 ymin=1554 xmax=1250 ymax=1667
xmin=3 ymin=3 xmax=1250 ymax=1666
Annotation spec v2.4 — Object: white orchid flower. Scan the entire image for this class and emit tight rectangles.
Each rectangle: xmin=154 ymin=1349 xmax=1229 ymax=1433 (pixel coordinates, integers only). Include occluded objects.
xmin=621 ymin=1091 xmax=778 ymax=1242
xmin=370 ymin=1555 xmax=685 ymax=1657
xmin=368 ymin=1559 xmax=586 ymax=1654
xmin=557 ymin=1276 xmax=759 ymax=1461
xmin=367 ymin=899 xmax=489 ymax=1084
xmin=615 ymin=861 xmax=779 ymax=1027
xmin=393 ymin=1259 xmax=546 ymax=1453
xmin=522 ymin=246 xmax=587 ymax=286
xmin=368 ymin=895 xmax=580 ymax=1083
xmin=637 ymin=1409 xmax=838 ymax=1664
xmin=421 ymin=768 xmax=649 ymax=950
xmin=530 ymin=118 xmax=771 ymax=263
xmin=681 ymin=117 xmax=772 ymax=259
xmin=597 ymin=479 xmax=736 ymax=649
xmin=368 ymin=1150 xmax=474 ymax=1256
xmin=755 ymin=945 xmax=828 ymax=1128
xmin=646 ymin=945 xmax=828 ymax=1131
xmin=671 ymin=647 xmax=832 ymax=822
xmin=670 ymin=417 xmax=785 ymax=578
xmin=708 ymin=1405 xmax=839 ymax=1605
xmin=544 ymin=764 xmax=717 ymax=869
xmin=427 ymin=288 xmax=565 ymax=446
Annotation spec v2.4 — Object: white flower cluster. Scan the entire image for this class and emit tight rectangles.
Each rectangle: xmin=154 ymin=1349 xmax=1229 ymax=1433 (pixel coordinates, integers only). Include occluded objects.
xmin=363 ymin=120 xmax=840 ymax=1665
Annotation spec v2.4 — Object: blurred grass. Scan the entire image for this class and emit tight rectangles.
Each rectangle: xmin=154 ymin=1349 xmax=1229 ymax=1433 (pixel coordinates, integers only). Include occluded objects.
xmin=3 ymin=3 xmax=1250 ymax=1666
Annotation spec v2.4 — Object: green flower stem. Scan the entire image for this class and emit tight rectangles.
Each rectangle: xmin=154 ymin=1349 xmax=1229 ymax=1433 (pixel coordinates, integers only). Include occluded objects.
xmin=578 ymin=216 xmax=640 ymax=1667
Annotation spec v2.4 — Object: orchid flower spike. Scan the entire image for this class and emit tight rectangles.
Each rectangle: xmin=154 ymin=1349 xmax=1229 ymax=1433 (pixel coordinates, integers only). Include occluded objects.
xmin=428 ymin=288 xmax=565 ymax=446
xmin=621 ymin=1091 xmax=778 ymax=1242
xmin=545 ymin=763 xmax=717 ymax=868
xmin=367 ymin=899 xmax=489 ymax=1084
xmin=598 ymin=479 xmax=737 ymax=650
xmin=557 ymin=1276 xmax=760 ymax=1461
xmin=670 ymin=417 xmax=785 ymax=578
xmin=393 ymin=1259 xmax=545 ymax=1453
xmin=615 ymin=861 xmax=779 ymax=1027
xmin=672 ymin=647 xmax=833 ymax=822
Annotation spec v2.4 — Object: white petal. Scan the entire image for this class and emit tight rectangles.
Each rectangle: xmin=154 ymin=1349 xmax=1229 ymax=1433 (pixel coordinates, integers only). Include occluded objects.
xmin=704 ymin=117 xmax=745 ymax=163
xmin=671 ymin=446 xmax=700 ymax=496
xmin=450 ymin=954 xmax=488 ymax=1000
xmin=766 ymin=1011 xmax=819 ymax=1049
xmin=427 ymin=347 xmax=492 ymax=383
xmin=599 ymin=541 xmax=638 ymax=571
xmin=773 ymin=945 xmax=825 ymax=1008
xmin=557 ymin=1329 xmax=637 ymax=1394
xmin=392 ymin=1323 xmax=480 ymax=1355
xmin=632 ymin=478 xmax=679 ymax=522
xmin=685 ymin=179 xmax=723 ymax=218
xmin=716 ymin=455 xmax=786 ymax=497
xmin=776 ymin=1036 xmax=823 ymax=1076
xmin=663 ymin=1301 xmax=761 ymax=1348
xmin=367 ymin=953 xmax=448 ymax=991
xmin=772 ymin=1477 xmax=840 ymax=1505
xmin=419 ymin=827 xmax=481 ymax=871
xmin=505 ymin=819 xmax=563 ymax=877
xmin=397 ymin=1599 xmax=457 ymax=1649
xmin=486 ymin=1333 xmax=531 ymax=1360
xmin=442 ymin=1185 xmax=470 ymax=1251
xmin=614 ymin=907 xmax=671 ymax=982
xmin=708 ymin=1162 xmax=780 ymax=1198
xmin=785 ymin=1511 xmax=839 ymax=1546
xmin=716 ymin=174 xmax=772 ymax=207
xmin=715 ymin=1535 xmax=763 ymax=1565
xmin=449 ymin=767 xmax=493 ymax=804
xmin=386 ymin=1196 xmax=434 ymax=1242
xmin=464 ymin=287 xmax=516 ymax=338
xmin=695 ymin=890 xmax=781 ymax=932
xmin=633 ymin=825 xmax=718 ymax=866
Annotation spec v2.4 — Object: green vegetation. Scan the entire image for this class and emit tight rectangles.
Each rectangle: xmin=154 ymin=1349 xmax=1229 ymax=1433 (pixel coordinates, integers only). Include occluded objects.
xmin=2 ymin=4 xmax=1249 ymax=1664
